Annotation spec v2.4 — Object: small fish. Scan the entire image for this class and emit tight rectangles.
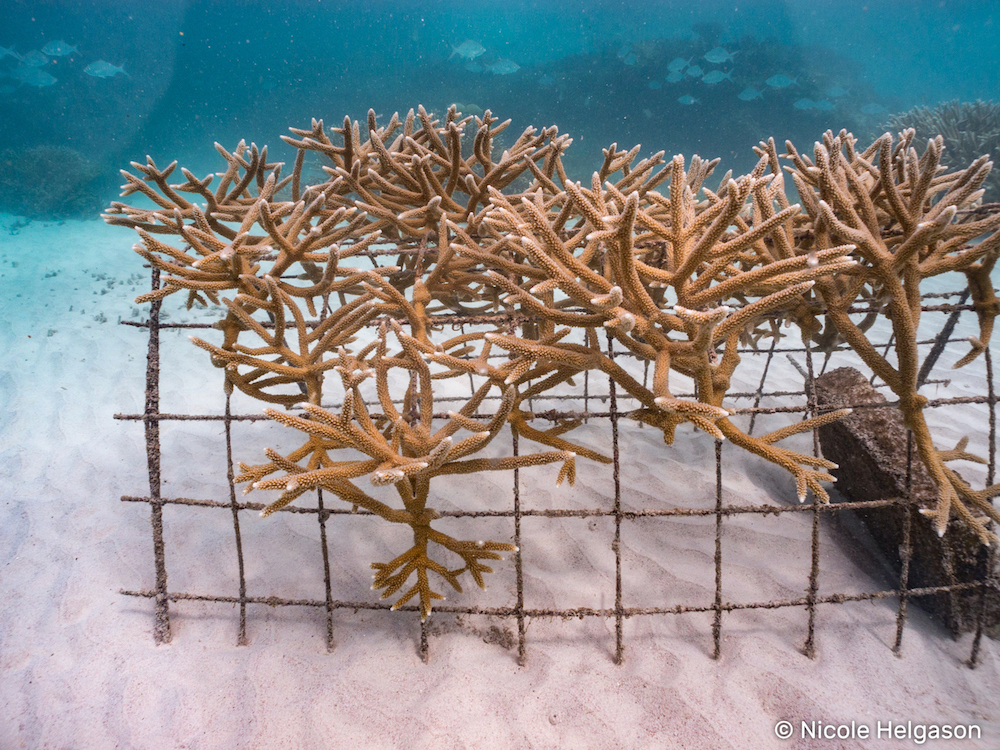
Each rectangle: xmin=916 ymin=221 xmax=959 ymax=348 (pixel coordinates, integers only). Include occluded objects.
xmin=449 ymin=40 xmax=486 ymax=61
xmin=623 ymin=53 xmax=638 ymax=66
xmin=647 ymin=80 xmax=661 ymax=90
xmin=861 ymin=103 xmax=887 ymax=116
xmin=765 ymin=74 xmax=797 ymax=88
xmin=738 ymin=87 xmax=763 ymax=101
xmin=538 ymin=74 xmax=556 ymax=87
xmin=701 ymin=70 xmax=733 ymax=85
xmin=15 ymin=67 xmax=56 ymax=87
xmin=686 ymin=64 xmax=703 ymax=78
xmin=464 ymin=61 xmax=484 ymax=73
xmin=793 ymin=98 xmax=815 ymax=110
xmin=665 ymin=71 xmax=685 ymax=83
xmin=703 ymin=46 xmax=736 ymax=64
xmin=825 ymin=86 xmax=849 ymax=98
xmin=22 ymin=50 xmax=49 ymax=67
xmin=677 ymin=95 xmax=698 ymax=105
xmin=0 ymin=45 xmax=22 ymax=61
xmin=667 ymin=57 xmax=690 ymax=73
xmin=616 ymin=44 xmax=631 ymax=59
xmin=642 ymin=108 xmax=652 ymax=118
xmin=486 ymin=59 xmax=520 ymax=75
xmin=813 ymin=99 xmax=835 ymax=111
xmin=41 ymin=40 xmax=78 ymax=57
xmin=84 ymin=60 xmax=129 ymax=78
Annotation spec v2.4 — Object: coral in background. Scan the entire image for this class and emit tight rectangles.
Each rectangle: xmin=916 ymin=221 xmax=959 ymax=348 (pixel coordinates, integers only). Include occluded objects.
xmin=0 ymin=145 xmax=106 ymax=218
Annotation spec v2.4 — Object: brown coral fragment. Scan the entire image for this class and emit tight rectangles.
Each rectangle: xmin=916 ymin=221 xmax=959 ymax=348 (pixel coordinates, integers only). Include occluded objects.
xmin=239 ymin=324 xmax=577 ymax=620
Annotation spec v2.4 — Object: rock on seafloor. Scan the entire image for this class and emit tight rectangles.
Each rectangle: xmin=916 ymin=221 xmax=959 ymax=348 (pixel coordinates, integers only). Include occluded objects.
xmin=812 ymin=366 xmax=999 ymax=637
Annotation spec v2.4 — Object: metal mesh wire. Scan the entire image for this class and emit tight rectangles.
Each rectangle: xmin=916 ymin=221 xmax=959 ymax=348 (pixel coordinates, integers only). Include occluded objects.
xmin=116 ymin=254 xmax=999 ymax=666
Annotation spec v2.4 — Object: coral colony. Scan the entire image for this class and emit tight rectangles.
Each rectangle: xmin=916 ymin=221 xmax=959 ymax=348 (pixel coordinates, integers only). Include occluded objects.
xmin=104 ymin=105 xmax=1000 ymax=620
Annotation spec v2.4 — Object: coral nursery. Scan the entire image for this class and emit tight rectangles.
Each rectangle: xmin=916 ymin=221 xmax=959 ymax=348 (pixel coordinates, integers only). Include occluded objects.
xmin=104 ymin=105 xmax=1000 ymax=620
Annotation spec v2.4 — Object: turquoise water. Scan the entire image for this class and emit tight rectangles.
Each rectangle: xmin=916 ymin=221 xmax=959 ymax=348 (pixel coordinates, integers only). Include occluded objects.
xmin=0 ymin=0 xmax=997 ymax=215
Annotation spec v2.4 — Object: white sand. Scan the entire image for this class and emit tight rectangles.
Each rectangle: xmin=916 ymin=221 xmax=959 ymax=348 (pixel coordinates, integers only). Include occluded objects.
xmin=1 ymin=213 xmax=998 ymax=749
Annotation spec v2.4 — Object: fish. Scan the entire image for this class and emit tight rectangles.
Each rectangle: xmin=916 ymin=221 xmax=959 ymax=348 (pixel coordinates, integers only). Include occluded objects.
xmin=665 ymin=71 xmax=685 ymax=83
xmin=14 ymin=66 xmax=56 ymax=87
xmin=686 ymin=64 xmax=703 ymax=78
xmin=616 ymin=44 xmax=631 ymax=59
xmin=464 ymin=61 xmax=484 ymax=73
xmin=677 ymin=95 xmax=698 ymax=105
xmin=860 ymin=103 xmax=887 ymax=115
xmin=738 ymin=87 xmax=764 ymax=101
xmin=793 ymin=98 xmax=816 ymax=110
xmin=22 ymin=50 xmax=49 ymax=67
xmin=449 ymin=40 xmax=486 ymax=61
xmin=765 ymin=74 xmax=797 ymax=88
xmin=84 ymin=60 xmax=129 ymax=78
xmin=667 ymin=57 xmax=690 ymax=73
xmin=41 ymin=40 xmax=78 ymax=57
xmin=623 ymin=53 xmax=638 ymax=66
xmin=647 ymin=80 xmax=661 ymax=90
xmin=538 ymin=74 xmax=556 ymax=87
xmin=813 ymin=99 xmax=835 ymax=111
xmin=703 ymin=46 xmax=736 ymax=64
xmin=486 ymin=59 xmax=520 ymax=75
xmin=0 ymin=45 xmax=22 ymax=61
xmin=825 ymin=86 xmax=849 ymax=98
xmin=701 ymin=70 xmax=733 ymax=85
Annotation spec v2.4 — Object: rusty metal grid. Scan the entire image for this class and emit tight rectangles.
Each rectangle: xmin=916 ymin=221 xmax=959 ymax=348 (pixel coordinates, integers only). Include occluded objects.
xmin=115 ymin=254 xmax=999 ymax=667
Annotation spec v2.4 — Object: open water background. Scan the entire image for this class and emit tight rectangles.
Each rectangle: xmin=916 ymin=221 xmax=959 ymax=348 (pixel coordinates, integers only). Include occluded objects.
xmin=0 ymin=0 xmax=998 ymax=215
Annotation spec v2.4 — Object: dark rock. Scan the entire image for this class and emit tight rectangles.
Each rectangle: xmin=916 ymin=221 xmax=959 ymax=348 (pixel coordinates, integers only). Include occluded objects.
xmin=811 ymin=366 xmax=998 ymax=637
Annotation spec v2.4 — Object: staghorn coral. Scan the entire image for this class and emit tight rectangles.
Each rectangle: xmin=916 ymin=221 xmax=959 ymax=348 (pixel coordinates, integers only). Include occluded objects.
xmin=236 ymin=322 xmax=576 ymax=620
xmin=881 ymin=100 xmax=1000 ymax=202
xmin=766 ymin=128 xmax=1000 ymax=542
xmin=106 ymin=106 xmax=1000 ymax=622
xmin=450 ymin=146 xmax=856 ymax=502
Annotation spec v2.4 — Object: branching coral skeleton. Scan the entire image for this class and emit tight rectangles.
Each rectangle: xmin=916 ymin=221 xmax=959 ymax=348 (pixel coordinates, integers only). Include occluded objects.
xmin=237 ymin=323 xmax=577 ymax=620
xmin=105 ymin=106 xmax=1000 ymax=619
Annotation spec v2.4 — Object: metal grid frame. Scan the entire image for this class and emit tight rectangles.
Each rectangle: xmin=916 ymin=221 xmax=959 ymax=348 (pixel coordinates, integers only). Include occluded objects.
xmin=116 ymin=256 xmax=999 ymax=666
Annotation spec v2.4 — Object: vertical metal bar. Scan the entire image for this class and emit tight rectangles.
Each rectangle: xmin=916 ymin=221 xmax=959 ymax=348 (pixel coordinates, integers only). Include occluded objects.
xmin=145 ymin=267 xmax=170 ymax=644
xmin=224 ymin=394 xmax=248 ymax=646
xmin=968 ymin=346 xmax=997 ymax=667
xmin=316 ymin=489 xmax=336 ymax=653
xmin=802 ymin=340 xmax=820 ymax=658
xmin=513 ymin=429 xmax=526 ymax=666
xmin=606 ymin=332 xmax=624 ymax=664
xmin=747 ymin=334 xmax=779 ymax=436
xmin=712 ymin=439 xmax=724 ymax=660
xmin=892 ymin=432 xmax=915 ymax=655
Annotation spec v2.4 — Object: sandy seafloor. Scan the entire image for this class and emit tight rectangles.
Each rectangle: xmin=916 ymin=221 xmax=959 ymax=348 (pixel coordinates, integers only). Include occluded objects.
xmin=1 ymin=211 xmax=999 ymax=749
